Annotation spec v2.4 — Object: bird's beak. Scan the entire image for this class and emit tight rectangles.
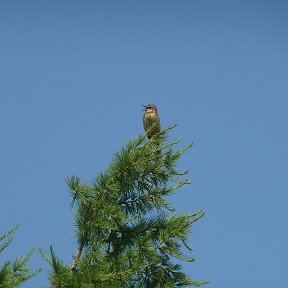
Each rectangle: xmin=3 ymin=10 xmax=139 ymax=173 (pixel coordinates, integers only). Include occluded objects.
xmin=142 ymin=105 xmax=147 ymax=111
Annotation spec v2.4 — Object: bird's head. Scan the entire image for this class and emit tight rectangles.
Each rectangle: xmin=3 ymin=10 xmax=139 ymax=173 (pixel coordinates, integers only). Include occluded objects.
xmin=142 ymin=104 xmax=158 ymax=114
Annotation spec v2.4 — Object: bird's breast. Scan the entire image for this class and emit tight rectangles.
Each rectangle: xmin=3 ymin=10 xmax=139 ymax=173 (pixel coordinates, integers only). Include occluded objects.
xmin=143 ymin=112 xmax=161 ymax=134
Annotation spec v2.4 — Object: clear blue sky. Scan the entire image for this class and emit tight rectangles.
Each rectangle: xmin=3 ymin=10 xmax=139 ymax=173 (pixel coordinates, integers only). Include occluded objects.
xmin=1 ymin=1 xmax=287 ymax=287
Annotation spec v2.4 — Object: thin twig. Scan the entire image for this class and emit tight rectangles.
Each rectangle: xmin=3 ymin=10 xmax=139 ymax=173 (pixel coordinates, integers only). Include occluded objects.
xmin=71 ymin=243 xmax=84 ymax=272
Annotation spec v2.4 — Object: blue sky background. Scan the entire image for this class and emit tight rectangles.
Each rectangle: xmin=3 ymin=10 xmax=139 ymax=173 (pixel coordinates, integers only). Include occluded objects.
xmin=1 ymin=1 xmax=287 ymax=287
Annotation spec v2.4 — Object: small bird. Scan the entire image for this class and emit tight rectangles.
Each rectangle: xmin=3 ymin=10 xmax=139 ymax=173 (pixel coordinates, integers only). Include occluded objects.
xmin=142 ymin=104 xmax=161 ymax=139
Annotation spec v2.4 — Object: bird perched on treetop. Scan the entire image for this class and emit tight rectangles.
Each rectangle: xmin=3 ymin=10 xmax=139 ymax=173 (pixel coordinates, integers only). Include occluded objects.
xmin=142 ymin=104 xmax=161 ymax=139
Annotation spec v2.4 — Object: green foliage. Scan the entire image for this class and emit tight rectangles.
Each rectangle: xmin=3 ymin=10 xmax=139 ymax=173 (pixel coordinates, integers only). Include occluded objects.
xmin=43 ymin=125 xmax=208 ymax=287
xmin=0 ymin=225 xmax=40 ymax=288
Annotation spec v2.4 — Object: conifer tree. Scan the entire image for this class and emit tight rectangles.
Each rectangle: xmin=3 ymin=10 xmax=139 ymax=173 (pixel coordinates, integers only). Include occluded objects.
xmin=42 ymin=125 xmax=208 ymax=287
xmin=0 ymin=225 xmax=40 ymax=287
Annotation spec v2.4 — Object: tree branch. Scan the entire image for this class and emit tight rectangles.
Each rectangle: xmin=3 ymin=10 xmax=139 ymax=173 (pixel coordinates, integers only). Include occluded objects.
xmin=70 ymin=243 xmax=84 ymax=272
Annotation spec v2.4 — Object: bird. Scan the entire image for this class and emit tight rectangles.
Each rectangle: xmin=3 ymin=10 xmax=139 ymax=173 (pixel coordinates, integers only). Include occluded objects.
xmin=142 ymin=104 xmax=161 ymax=139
